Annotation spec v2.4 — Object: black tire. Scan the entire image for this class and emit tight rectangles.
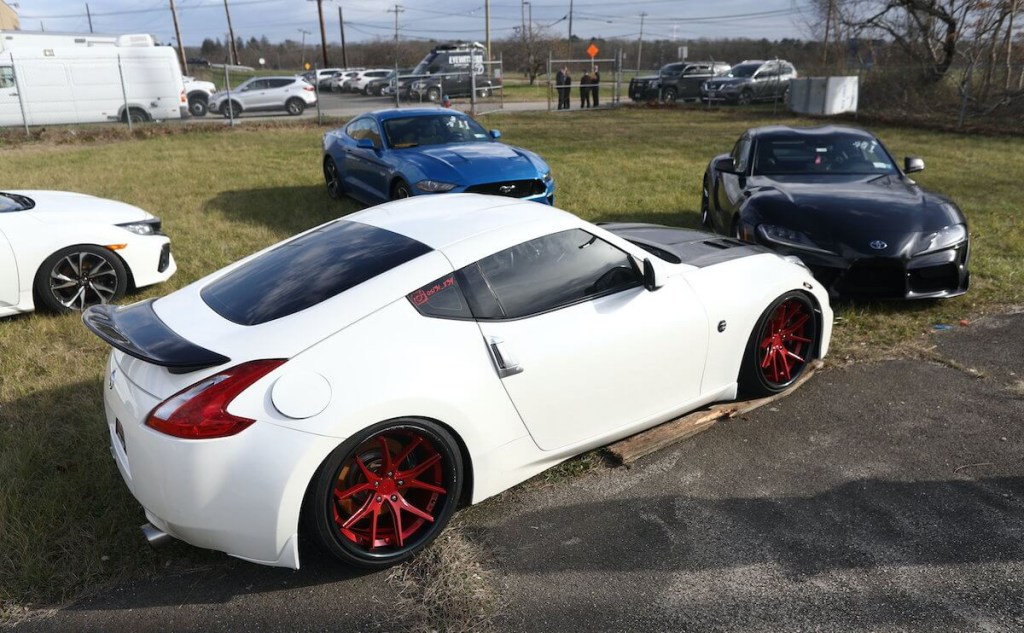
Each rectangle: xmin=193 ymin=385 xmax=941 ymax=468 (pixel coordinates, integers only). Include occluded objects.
xmin=391 ymin=179 xmax=412 ymax=200
xmin=34 ymin=245 xmax=128 ymax=313
xmin=305 ymin=418 xmax=463 ymax=569
xmin=323 ymin=157 xmax=343 ymax=200
xmin=285 ymin=98 xmax=305 ymax=116
xmin=426 ymin=87 xmax=441 ymax=103
xmin=663 ymin=87 xmax=678 ymax=103
xmin=478 ymin=87 xmax=491 ymax=98
xmin=122 ymin=108 xmax=149 ymax=124
xmin=222 ymin=100 xmax=242 ymax=118
xmin=737 ymin=90 xmax=753 ymax=106
xmin=700 ymin=175 xmax=712 ymax=228
xmin=739 ymin=292 xmax=818 ymax=397
xmin=188 ymin=95 xmax=208 ymax=117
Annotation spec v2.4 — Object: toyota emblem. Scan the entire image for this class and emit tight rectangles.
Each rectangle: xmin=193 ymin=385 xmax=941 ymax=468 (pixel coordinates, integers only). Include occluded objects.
xmin=869 ymin=240 xmax=887 ymax=250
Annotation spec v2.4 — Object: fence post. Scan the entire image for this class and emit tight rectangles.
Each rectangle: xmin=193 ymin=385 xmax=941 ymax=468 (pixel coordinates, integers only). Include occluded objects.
xmin=9 ymin=53 xmax=30 ymax=136
xmin=224 ymin=63 xmax=236 ymax=126
xmin=117 ymin=54 xmax=132 ymax=132
xmin=547 ymin=51 xmax=552 ymax=112
xmin=470 ymin=65 xmax=477 ymax=116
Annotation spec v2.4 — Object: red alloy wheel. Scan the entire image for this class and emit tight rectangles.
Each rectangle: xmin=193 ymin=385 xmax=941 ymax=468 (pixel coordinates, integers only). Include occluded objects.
xmin=757 ymin=298 xmax=814 ymax=388
xmin=332 ymin=432 xmax=446 ymax=550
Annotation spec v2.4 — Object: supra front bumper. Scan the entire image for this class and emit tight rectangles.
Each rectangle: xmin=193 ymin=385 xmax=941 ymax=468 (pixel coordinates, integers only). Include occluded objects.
xmin=103 ymin=352 xmax=341 ymax=568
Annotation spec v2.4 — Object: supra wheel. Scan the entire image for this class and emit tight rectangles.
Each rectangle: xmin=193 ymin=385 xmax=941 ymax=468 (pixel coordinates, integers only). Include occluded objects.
xmin=286 ymin=98 xmax=305 ymax=115
xmin=663 ymin=87 xmax=678 ymax=103
xmin=391 ymin=179 xmax=412 ymax=200
xmin=739 ymin=292 xmax=818 ymax=397
xmin=222 ymin=101 xmax=242 ymax=118
xmin=700 ymin=176 xmax=712 ymax=228
xmin=323 ymin=157 xmax=343 ymax=200
xmin=188 ymin=96 xmax=208 ymax=117
xmin=306 ymin=419 xmax=463 ymax=569
xmin=737 ymin=90 xmax=753 ymax=106
xmin=34 ymin=245 xmax=128 ymax=313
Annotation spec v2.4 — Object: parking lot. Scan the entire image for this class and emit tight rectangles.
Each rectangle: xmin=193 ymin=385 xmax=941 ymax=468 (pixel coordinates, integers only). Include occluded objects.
xmin=12 ymin=309 xmax=1023 ymax=632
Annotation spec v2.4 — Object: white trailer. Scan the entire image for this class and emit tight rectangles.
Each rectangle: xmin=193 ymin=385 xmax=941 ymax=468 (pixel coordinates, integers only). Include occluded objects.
xmin=0 ymin=32 xmax=187 ymax=127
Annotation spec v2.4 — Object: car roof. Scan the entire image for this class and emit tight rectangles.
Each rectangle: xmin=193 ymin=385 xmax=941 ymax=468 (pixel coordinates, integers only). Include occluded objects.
xmin=367 ymin=107 xmax=468 ymax=121
xmin=344 ymin=194 xmax=580 ymax=252
xmin=748 ymin=125 xmax=877 ymax=140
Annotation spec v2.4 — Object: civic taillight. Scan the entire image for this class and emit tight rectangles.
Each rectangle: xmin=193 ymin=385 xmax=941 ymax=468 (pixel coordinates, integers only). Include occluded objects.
xmin=146 ymin=359 xmax=285 ymax=439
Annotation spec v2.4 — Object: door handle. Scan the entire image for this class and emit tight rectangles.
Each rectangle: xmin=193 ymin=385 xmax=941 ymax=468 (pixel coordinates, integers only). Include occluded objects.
xmin=487 ymin=336 xmax=523 ymax=378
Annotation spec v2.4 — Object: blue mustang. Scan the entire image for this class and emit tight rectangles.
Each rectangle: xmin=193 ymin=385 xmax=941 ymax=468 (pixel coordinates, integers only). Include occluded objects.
xmin=322 ymin=108 xmax=555 ymax=206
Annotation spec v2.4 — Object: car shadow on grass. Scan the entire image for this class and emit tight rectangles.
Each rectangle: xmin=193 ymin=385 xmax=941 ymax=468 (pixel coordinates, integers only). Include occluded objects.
xmin=206 ymin=186 xmax=364 ymax=236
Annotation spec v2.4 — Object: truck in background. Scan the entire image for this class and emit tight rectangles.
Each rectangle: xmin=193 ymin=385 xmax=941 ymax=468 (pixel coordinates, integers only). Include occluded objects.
xmin=0 ymin=31 xmax=188 ymax=127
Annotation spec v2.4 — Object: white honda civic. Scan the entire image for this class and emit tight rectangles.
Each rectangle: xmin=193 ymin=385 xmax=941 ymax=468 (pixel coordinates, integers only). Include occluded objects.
xmin=1 ymin=190 xmax=176 ymax=317
xmin=84 ymin=194 xmax=831 ymax=570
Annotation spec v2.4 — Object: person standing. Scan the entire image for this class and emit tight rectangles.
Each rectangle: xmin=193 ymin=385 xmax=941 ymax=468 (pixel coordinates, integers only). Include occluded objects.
xmin=556 ymin=66 xmax=571 ymax=110
xmin=580 ymin=69 xmax=592 ymax=108
xmin=591 ymin=66 xmax=601 ymax=107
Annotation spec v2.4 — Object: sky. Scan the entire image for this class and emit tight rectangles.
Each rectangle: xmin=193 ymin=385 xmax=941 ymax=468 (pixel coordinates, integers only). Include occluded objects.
xmin=11 ymin=0 xmax=812 ymax=48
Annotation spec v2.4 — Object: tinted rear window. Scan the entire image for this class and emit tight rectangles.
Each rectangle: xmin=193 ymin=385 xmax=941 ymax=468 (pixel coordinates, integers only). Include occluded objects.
xmin=201 ymin=220 xmax=432 ymax=326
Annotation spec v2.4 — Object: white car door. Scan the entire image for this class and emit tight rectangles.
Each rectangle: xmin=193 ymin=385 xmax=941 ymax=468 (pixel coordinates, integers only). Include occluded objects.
xmin=0 ymin=215 xmax=24 ymax=308
xmin=466 ymin=229 xmax=709 ymax=451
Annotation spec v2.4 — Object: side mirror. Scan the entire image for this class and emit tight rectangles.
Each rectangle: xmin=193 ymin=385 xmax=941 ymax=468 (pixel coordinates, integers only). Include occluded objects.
xmin=904 ymin=156 xmax=925 ymax=173
xmin=356 ymin=138 xmax=376 ymax=150
xmin=714 ymin=156 xmax=736 ymax=174
xmin=643 ymin=258 xmax=662 ymax=292
xmin=489 ymin=129 xmax=502 ymax=139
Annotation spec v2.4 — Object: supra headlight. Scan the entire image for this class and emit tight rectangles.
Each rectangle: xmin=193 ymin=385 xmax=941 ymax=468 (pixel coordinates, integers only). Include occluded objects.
xmin=757 ymin=224 xmax=832 ymax=255
xmin=117 ymin=219 xmax=161 ymax=235
xmin=541 ymin=171 xmax=552 ymax=183
xmin=415 ymin=179 xmax=457 ymax=193
xmin=914 ymin=223 xmax=967 ymax=255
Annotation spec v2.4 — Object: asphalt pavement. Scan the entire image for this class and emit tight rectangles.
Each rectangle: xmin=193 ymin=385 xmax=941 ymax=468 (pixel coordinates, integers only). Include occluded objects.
xmin=13 ymin=309 xmax=1024 ymax=632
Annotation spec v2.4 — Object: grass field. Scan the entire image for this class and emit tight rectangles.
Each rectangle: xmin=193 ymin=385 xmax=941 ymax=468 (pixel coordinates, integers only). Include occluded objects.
xmin=1 ymin=106 xmax=1022 ymax=616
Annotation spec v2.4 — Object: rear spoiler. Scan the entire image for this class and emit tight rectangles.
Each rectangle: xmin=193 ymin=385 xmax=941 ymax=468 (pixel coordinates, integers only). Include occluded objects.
xmin=83 ymin=300 xmax=230 ymax=374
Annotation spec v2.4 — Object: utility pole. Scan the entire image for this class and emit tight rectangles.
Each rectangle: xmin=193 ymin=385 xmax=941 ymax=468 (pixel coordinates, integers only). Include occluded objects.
xmin=223 ymin=0 xmax=238 ymax=65
xmin=637 ymin=12 xmax=647 ymax=73
xmin=568 ymin=0 xmax=574 ymax=58
xmin=485 ymin=0 xmax=491 ymax=61
xmin=823 ymin=0 xmax=834 ymax=66
xmin=298 ymin=29 xmax=310 ymax=68
xmin=338 ymin=6 xmax=348 ymax=68
xmin=170 ymin=0 xmax=188 ymax=75
xmin=86 ymin=3 xmax=94 ymax=33
xmin=315 ymin=0 xmax=329 ymax=67
xmin=387 ymin=4 xmax=404 ymax=66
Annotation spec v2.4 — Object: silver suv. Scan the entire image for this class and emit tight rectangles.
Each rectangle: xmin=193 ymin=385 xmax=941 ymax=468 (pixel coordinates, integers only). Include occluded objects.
xmin=700 ymin=60 xmax=797 ymax=105
xmin=209 ymin=76 xmax=317 ymax=118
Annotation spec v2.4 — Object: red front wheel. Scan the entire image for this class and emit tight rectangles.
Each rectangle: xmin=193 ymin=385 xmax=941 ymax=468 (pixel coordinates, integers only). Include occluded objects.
xmin=740 ymin=292 xmax=818 ymax=397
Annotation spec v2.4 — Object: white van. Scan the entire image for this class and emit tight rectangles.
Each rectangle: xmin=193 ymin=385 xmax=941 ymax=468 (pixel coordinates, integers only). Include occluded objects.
xmin=0 ymin=31 xmax=187 ymax=127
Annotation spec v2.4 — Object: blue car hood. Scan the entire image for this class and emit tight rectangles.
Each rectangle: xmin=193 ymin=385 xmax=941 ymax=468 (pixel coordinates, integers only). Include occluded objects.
xmin=403 ymin=142 xmax=544 ymax=183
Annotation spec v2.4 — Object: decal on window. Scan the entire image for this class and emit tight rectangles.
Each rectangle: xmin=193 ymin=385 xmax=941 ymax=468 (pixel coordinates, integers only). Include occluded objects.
xmin=407 ymin=274 xmax=473 ymax=319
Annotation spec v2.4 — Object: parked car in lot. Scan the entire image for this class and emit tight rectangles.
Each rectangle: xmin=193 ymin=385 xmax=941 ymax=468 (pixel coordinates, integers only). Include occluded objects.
xmin=629 ymin=61 xmax=730 ymax=102
xmin=349 ymin=68 xmax=392 ymax=94
xmin=366 ymin=69 xmax=412 ymax=96
xmin=83 ymin=193 xmax=832 ymax=570
xmin=183 ymin=75 xmax=216 ymax=117
xmin=0 ymin=190 xmax=175 ymax=316
xmin=701 ymin=60 xmax=797 ymax=105
xmin=322 ymin=108 xmax=554 ymax=205
xmin=208 ymin=76 xmax=316 ymax=117
xmin=301 ymin=68 xmax=343 ymax=91
xmin=403 ymin=42 xmax=499 ymax=101
xmin=701 ymin=125 xmax=970 ymax=299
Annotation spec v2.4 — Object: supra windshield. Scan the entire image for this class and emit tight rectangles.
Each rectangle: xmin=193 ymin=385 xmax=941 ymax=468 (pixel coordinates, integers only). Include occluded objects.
xmin=725 ymin=63 xmax=760 ymax=78
xmin=752 ymin=133 xmax=899 ymax=176
xmin=383 ymin=114 xmax=491 ymax=148
xmin=0 ymin=192 xmax=34 ymax=212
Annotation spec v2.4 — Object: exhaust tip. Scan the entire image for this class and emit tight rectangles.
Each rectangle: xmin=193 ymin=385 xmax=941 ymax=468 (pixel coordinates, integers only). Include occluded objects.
xmin=141 ymin=522 xmax=174 ymax=548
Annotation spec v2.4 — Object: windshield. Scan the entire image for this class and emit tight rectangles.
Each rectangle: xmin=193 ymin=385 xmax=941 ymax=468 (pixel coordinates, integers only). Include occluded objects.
xmin=725 ymin=63 xmax=760 ymax=78
xmin=0 ymin=192 xmax=34 ymax=212
xmin=383 ymin=114 xmax=490 ymax=149
xmin=752 ymin=133 xmax=899 ymax=176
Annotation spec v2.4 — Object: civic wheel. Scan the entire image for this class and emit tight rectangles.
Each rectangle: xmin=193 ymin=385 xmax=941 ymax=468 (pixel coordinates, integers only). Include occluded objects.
xmin=286 ymin=98 xmax=305 ymax=115
xmin=323 ymin=157 xmax=343 ymax=200
xmin=740 ymin=292 xmax=818 ymax=397
xmin=391 ymin=179 xmax=412 ymax=200
xmin=34 ymin=245 xmax=128 ymax=313
xmin=188 ymin=96 xmax=208 ymax=117
xmin=306 ymin=419 xmax=463 ymax=569
xmin=663 ymin=87 xmax=678 ymax=103
xmin=737 ymin=90 xmax=753 ymax=106
xmin=222 ymin=101 xmax=242 ymax=118
xmin=700 ymin=176 xmax=712 ymax=228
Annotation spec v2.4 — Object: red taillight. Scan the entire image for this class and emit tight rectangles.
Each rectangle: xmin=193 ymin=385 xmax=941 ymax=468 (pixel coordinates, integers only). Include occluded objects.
xmin=180 ymin=90 xmax=187 ymax=104
xmin=146 ymin=359 xmax=286 ymax=439
xmin=304 ymin=85 xmax=315 ymax=92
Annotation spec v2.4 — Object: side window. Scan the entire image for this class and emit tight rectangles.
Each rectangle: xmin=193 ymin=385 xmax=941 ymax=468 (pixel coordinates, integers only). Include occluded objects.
xmin=365 ymin=119 xmax=382 ymax=147
xmin=345 ymin=119 xmax=365 ymax=141
xmin=461 ymin=229 xmax=642 ymax=320
xmin=407 ymin=274 xmax=473 ymax=319
xmin=732 ymin=135 xmax=753 ymax=173
xmin=270 ymin=78 xmax=293 ymax=88
xmin=0 ymin=67 xmax=14 ymax=89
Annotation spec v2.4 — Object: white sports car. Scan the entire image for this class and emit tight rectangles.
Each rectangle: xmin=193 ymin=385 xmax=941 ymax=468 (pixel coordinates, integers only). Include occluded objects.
xmin=0 ymin=190 xmax=176 ymax=317
xmin=83 ymin=194 xmax=832 ymax=570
